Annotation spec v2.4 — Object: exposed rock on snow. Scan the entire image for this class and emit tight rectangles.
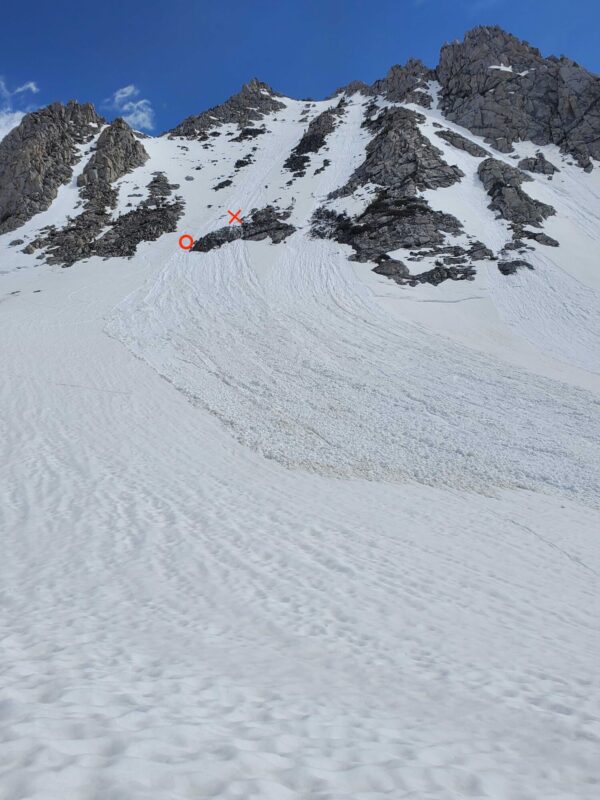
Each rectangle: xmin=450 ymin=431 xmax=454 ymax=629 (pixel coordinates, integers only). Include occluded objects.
xmin=284 ymin=98 xmax=346 ymax=177
xmin=513 ymin=225 xmax=560 ymax=247
xmin=434 ymin=129 xmax=490 ymax=158
xmin=334 ymin=107 xmax=464 ymax=198
xmin=192 ymin=206 xmax=295 ymax=252
xmin=312 ymin=198 xmax=463 ymax=264
xmin=0 ymin=100 xmax=103 ymax=234
xmin=311 ymin=106 xmax=477 ymax=284
xmin=518 ymin=152 xmax=559 ymax=175
xmin=498 ymin=258 xmax=535 ymax=274
xmin=478 ymin=157 xmax=556 ymax=227
xmin=28 ymin=119 xmax=182 ymax=267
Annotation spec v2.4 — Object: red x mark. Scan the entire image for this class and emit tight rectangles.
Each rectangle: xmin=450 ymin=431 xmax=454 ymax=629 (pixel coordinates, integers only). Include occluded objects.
xmin=227 ymin=209 xmax=243 ymax=225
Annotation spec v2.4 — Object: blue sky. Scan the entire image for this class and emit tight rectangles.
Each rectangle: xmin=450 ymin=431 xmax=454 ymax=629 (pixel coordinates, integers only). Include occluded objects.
xmin=1 ymin=0 xmax=599 ymax=137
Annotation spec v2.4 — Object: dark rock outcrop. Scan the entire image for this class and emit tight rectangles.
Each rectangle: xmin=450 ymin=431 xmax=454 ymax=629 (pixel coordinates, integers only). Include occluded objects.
xmin=437 ymin=26 xmax=600 ymax=169
xmin=434 ymin=129 xmax=490 ymax=158
xmin=371 ymin=59 xmax=435 ymax=107
xmin=518 ymin=152 xmax=559 ymax=175
xmin=372 ymin=255 xmax=409 ymax=278
xmin=168 ymin=79 xmax=285 ymax=139
xmin=77 ymin=117 xmax=148 ymax=194
xmin=231 ymin=126 xmax=267 ymax=142
xmin=311 ymin=197 xmax=463 ymax=263
xmin=0 ymin=100 xmax=104 ymax=234
xmin=192 ymin=206 xmax=295 ymax=252
xmin=284 ymin=99 xmax=346 ymax=176
xmin=498 ymin=259 xmax=534 ymax=275
xmin=334 ymin=107 xmax=464 ymax=198
xmin=478 ymin=158 xmax=556 ymax=226
xmin=26 ymin=121 xmax=181 ymax=266
xmin=311 ymin=106 xmax=467 ymax=272
xmin=515 ymin=226 xmax=560 ymax=247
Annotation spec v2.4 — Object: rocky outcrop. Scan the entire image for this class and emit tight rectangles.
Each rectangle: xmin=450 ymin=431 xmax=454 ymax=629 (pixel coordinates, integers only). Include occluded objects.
xmin=478 ymin=158 xmax=556 ymax=226
xmin=77 ymin=117 xmax=148 ymax=194
xmin=371 ymin=59 xmax=435 ymax=107
xmin=518 ymin=152 xmax=559 ymax=175
xmin=92 ymin=197 xmax=184 ymax=260
xmin=284 ymin=99 xmax=346 ymax=176
xmin=498 ymin=259 xmax=534 ymax=275
xmin=311 ymin=106 xmax=469 ymax=279
xmin=373 ymin=255 xmax=476 ymax=287
xmin=434 ymin=129 xmax=490 ymax=158
xmin=512 ymin=226 xmax=559 ymax=247
xmin=334 ymin=107 xmax=464 ymax=198
xmin=0 ymin=100 xmax=104 ymax=234
xmin=168 ymin=79 xmax=285 ymax=139
xmin=192 ymin=206 xmax=295 ymax=253
xmin=26 ymin=119 xmax=178 ymax=267
xmin=31 ymin=169 xmax=183 ymax=266
xmin=437 ymin=26 xmax=600 ymax=169
xmin=311 ymin=198 xmax=463 ymax=263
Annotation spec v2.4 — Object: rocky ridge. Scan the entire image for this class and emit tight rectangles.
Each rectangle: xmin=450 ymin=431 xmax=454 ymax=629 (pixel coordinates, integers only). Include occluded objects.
xmin=0 ymin=100 xmax=104 ymax=234
xmin=1 ymin=25 xmax=597 ymax=282
xmin=168 ymin=79 xmax=286 ymax=140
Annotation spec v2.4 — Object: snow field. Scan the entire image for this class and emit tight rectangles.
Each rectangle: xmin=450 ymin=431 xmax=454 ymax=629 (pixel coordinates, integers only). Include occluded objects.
xmin=0 ymin=90 xmax=599 ymax=800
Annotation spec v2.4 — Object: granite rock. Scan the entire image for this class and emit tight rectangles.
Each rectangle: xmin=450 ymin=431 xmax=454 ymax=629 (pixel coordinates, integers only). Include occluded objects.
xmin=437 ymin=26 xmax=600 ymax=169
xmin=478 ymin=158 xmax=556 ymax=226
xmin=192 ymin=206 xmax=295 ymax=253
xmin=0 ymin=100 xmax=104 ymax=234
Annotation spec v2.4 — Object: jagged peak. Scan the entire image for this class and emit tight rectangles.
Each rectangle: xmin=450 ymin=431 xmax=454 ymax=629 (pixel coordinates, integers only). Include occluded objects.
xmin=240 ymin=77 xmax=283 ymax=97
xmin=440 ymin=25 xmax=543 ymax=64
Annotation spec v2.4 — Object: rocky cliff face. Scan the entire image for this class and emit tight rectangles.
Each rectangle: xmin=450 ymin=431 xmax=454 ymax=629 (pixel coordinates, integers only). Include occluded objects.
xmin=0 ymin=100 xmax=104 ymax=234
xmin=77 ymin=117 xmax=149 ymax=192
xmin=437 ymin=26 xmax=600 ymax=169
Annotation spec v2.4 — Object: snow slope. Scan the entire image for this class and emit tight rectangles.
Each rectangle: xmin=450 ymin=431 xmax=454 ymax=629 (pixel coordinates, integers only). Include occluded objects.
xmin=1 ymin=92 xmax=599 ymax=800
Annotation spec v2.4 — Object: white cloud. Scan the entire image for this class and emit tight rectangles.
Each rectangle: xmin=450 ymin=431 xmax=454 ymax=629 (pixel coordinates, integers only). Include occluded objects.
xmin=0 ymin=78 xmax=11 ymax=103
xmin=0 ymin=110 xmax=25 ymax=142
xmin=14 ymin=81 xmax=39 ymax=95
xmin=107 ymin=84 xmax=155 ymax=131
xmin=0 ymin=76 xmax=40 ymax=142
xmin=113 ymin=84 xmax=138 ymax=104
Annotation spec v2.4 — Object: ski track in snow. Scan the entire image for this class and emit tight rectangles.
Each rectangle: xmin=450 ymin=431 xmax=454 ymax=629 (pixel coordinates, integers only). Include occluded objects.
xmin=1 ymin=96 xmax=600 ymax=800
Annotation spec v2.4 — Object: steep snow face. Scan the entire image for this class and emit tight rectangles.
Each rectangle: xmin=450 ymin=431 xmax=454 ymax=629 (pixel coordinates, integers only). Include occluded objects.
xmin=1 ymin=62 xmax=600 ymax=800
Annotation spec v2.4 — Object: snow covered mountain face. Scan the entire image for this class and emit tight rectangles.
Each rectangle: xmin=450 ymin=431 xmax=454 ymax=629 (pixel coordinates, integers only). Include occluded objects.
xmin=1 ymin=25 xmax=600 ymax=800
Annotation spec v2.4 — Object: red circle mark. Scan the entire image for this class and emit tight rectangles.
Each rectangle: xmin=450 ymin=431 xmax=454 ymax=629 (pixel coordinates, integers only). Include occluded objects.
xmin=179 ymin=234 xmax=195 ymax=250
